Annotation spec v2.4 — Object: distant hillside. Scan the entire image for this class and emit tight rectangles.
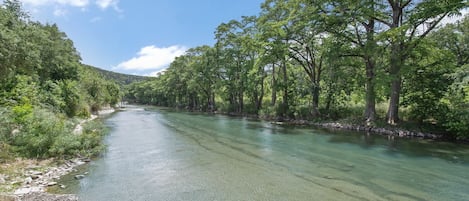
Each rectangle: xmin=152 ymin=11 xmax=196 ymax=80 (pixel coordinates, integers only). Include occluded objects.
xmin=83 ymin=64 xmax=151 ymax=85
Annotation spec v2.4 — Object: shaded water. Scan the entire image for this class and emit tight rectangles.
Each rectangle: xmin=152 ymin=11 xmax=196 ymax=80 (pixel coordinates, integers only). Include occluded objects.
xmin=54 ymin=106 xmax=469 ymax=200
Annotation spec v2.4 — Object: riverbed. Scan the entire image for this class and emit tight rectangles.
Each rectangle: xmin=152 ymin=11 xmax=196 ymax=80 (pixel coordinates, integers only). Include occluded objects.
xmin=52 ymin=106 xmax=469 ymax=201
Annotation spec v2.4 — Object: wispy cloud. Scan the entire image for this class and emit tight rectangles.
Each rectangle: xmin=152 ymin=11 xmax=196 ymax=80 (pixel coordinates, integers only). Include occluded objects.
xmin=116 ymin=45 xmax=188 ymax=72
xmin=96 ymin=0 xmax=121 ymax=12
xmin=53 ymin=7 xmax=68 ymax=16
xmin=21 ymin=0 xmax=90 ymax=7
xmin=90 ymin=16 xmax=102 ymax=23
xmin=19 ymin=0 xmax=122 ymax=15
xmin=143 ymin=69 xmax=167 ymax=77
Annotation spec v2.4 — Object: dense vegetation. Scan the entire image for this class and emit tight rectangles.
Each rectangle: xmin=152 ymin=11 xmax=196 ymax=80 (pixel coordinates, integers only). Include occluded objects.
xmin=85 ymin=64 xmax=150 ymax=86
xmin=126 ymin=0 xmax=469 ymax=139
xmin=0 ymin=0 xmax=123 ymax=160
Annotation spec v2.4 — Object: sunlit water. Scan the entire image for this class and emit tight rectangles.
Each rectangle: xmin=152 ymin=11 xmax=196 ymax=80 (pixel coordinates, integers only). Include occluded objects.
xmin=53 ymin=106 xmax=469 ymax=201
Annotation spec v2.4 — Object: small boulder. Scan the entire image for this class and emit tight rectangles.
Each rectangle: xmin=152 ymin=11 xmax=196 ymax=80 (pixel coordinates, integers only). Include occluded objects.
xmin=74 ymin=175 xmax=85 ymax=180
xmin=30 ymin=171 xmax=43 ymax=176
xmin=24 ymin=177 xmax=33 ymax=184
xmin=47 ymin=181 xmax=58 ymax=186
xmin=30 ymin=174 xmax=41 ymax=179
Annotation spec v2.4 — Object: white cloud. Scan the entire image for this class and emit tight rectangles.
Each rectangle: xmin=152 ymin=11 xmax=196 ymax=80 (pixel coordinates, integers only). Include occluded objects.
xmin=95 ymin=0 xmax=121 ymax=12
xmin=21 ymin=0 xmax=89 ymax=7
xmin=143 ymin=69 xmax=167 ymax=77
xmin=117 ymin=45 xmax=188 ymax=71
xmin=20 ymin=0 xmax=122 ymax=12
xmin=53 ymin=8 xmax=68 ymax=16
xmin=90 ymin=16 xmax=102 ymax=23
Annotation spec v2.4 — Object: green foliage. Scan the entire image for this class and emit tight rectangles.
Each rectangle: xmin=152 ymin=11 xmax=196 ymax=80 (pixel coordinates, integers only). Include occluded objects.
xmin=85 ymin=64 xmax=149 ymax=85
xmin=443 ymin=109 xmax=469 ymax=138
xmin=402 ymin=42 xmax=454 ymax=123
xmin=12 ymin=108 xmax=70 ymax=158
xmin=78 ymin=121 xmax=107 ymax=157
xmin=125 ymin=1 xmax=469 ymax=138
xmin=11 ymin=103 xmax=33 ymax=124
xmin=0 ymin=2 xmax=122 ymax=160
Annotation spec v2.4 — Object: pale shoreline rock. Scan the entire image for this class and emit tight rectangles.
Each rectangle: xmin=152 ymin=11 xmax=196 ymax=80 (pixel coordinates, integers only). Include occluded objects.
xmin=3 ymin=108 xmax=117 ymax=201
xmin=10 ymin=158 xmax=89 ymax=201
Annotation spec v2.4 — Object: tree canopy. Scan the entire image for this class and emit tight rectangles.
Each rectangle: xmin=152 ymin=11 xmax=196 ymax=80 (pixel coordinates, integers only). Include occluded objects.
xmin=127 ymin=0 xmax=469 ymax=138
xmin=0 ymin=0 xmax=126 ymax=159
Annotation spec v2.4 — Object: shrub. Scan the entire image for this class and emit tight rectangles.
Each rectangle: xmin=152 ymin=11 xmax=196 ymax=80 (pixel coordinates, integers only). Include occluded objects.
xmin=12 ymin=108 xmax=70 ymax=158
xmin=443 ymin=109 xmax=469 ymax=139
xmin=78 ymin=121 xmax=108 ymax=157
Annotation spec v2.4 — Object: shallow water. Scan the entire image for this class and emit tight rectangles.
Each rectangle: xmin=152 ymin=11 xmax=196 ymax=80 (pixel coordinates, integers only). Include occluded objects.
xmin=54 ymin=106 xmax=469 ymax=201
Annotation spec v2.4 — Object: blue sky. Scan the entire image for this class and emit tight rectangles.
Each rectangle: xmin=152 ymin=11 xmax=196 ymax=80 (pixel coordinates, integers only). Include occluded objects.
xmin=19 ymin=0 xmax=265 ymax=76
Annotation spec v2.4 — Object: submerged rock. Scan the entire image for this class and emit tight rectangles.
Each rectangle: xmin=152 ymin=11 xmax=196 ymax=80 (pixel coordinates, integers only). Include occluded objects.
xmin=74 ymin=175 xmax=85 ymax=180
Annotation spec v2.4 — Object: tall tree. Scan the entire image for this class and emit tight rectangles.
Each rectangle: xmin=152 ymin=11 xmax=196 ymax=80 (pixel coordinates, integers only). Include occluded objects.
xmin=321 ymin=0 xmax=382 ymax=123
xmin=374 ymin=0 xmax=467 ymax=124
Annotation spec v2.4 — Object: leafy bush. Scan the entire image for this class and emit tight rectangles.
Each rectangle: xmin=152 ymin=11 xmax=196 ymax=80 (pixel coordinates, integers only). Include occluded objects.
xmin=12 ymin=108 xmax=70 ymax=158
xmin=78 ymin=121 xmax=108 ymax=157
xmin=443 ymin=109 xmax=469 ymax=139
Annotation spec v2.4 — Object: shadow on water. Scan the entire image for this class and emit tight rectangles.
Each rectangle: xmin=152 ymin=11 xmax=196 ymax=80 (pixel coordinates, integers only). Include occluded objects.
xmin=51 ymin=106 xmax=469 ymax=200
xmin=324 ymin=129 xmax=469 ymax=165
xmin=153 ymin=106 xmax=469 ymax=165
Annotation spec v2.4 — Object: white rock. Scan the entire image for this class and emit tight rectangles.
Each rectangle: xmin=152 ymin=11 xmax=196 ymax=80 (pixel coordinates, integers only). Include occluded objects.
xmin=24 ymin=177 xmax=33 ymax=184
xmin=74 ymin=175 xmax=85 ymax=180
xmin=30 ymin=170 xmax=42 ymax=175
xmin=47 ymin=182 xmax=58 ymax=186
xmin=13 ymin=187 xmax=42 ymax=195
xmin=14 ymin=188 xmax=31 ymax=195
xmin=30 ymin=174 xmax=41 ymax=179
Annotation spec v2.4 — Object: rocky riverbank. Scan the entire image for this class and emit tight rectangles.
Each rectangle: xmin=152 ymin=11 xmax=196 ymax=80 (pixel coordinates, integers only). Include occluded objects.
xmin=1 ymin=108 xmax=116 ymax=201
xmin=313 ymin=122 xmax=442 ymax=139
xmin=0 ymin=158 xmax=87 ymax=201
xmin=271 ymin=120 xmax=443 ymax=140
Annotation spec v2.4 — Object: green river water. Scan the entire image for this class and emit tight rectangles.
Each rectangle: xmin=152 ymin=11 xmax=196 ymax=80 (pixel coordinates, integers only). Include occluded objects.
xmin=53 ymin=106 xmax=469 ymax=201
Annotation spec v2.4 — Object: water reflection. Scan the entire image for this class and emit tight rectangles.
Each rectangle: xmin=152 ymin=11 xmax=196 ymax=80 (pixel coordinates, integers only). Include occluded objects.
xmin=54 ymin=107 xmax=469 ymax=201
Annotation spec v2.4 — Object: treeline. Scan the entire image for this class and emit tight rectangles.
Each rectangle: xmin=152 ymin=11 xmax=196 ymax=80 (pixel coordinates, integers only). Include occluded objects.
xmin=0 ymin=0 xmax=122 ymax=159
xmin=126 ymin=0 xmax=469 ymax=138
xmin=85 ymin=64 xmax=150 ymax=86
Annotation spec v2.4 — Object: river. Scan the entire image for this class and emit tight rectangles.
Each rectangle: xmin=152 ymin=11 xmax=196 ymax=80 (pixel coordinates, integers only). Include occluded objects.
xmin=53 ymin=106 xmax=469 ymax=201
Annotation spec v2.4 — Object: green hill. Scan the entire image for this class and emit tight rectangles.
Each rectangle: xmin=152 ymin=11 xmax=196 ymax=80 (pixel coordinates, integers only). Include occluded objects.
xmin=83 ymin=64 xmax=151 ymax=86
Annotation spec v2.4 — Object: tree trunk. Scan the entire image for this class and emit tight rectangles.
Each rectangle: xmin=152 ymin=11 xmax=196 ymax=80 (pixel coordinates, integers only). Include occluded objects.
xmin=311 ymin=57 xmax=322 ymax=118
xmin=386 ymin=1 xmax=403 ymax=125
xmin=363 ymin=15 xmax=377 ymax=124
xmin=364 ymin=56 xmax=376 ymax=124
xmin=387 ymin=76 xmax=401 ymax=124
xmin=271 ymin=63 xmax=276 ymax=106
xmin=311 ymin=85 xmax=320 ymax=117
xmin=281 ymin=60 xmax=288 ymax=118
xmin=386 ymin=42 xmax=403 ymax=125
xmin=325 ymin=82 xmax=334 ymax=112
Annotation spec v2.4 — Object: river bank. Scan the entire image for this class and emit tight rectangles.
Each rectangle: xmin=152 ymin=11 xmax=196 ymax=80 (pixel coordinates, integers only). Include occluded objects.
xmin=271 ymin=120 xmax=443 ymax=140
xmin=48 ymin=107 xmax=469 ymax=200
xmin=211 ymin=110 xmax=447 ymax=141
xmin=0 ymin=108 xmax=116 ymax=201
xmin=161 ymin=107 xmax=461 ymax=142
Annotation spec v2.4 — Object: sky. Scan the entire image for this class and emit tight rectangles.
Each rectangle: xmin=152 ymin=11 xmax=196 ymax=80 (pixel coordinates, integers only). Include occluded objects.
xmin=14 ymin=1 xmax=469 ymax=76
xmin=18 ymin=0 xmax=265 ymax=76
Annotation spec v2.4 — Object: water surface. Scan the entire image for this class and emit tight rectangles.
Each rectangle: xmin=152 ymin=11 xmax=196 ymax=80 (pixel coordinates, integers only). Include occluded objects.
xmin=55 ymin=107 xmax=469 ymax=201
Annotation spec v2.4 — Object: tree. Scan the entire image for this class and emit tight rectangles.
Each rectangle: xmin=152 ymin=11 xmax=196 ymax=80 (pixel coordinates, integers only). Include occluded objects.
xmin=320 ymin=0 xmax=383 ymax=123
xmin=373 ymin=0 xmax=467 ymax=124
